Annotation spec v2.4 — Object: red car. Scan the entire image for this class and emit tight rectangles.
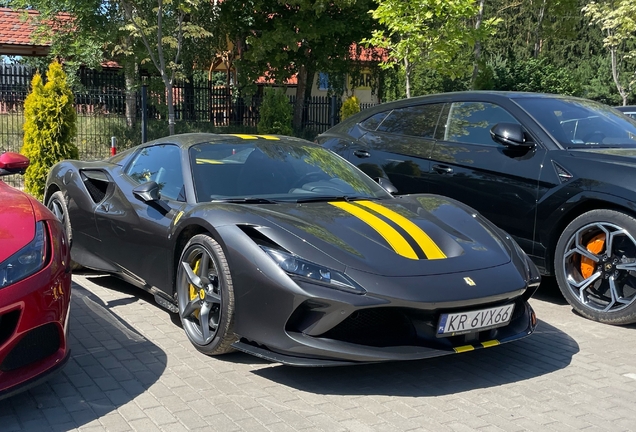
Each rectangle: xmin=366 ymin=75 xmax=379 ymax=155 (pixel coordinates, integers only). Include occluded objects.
xmin=0 ymin=152 xmax=71 ymax=400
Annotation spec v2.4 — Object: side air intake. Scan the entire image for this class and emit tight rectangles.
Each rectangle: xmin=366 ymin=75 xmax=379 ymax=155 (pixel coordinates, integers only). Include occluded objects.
xmin=553 ymin=162 xmax=573 ymax=183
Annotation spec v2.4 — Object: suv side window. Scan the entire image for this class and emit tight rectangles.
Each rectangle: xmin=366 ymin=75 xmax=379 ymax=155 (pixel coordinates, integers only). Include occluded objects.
xmin=376 ymin=104 xmax=444 ymax=138
xmin=443 ymin=102 xmax=519 ymax=146
xmin=360 ymin=111 xmax=389 ymax=131
xmin=126 ymin=144 xmax=185 ymax=201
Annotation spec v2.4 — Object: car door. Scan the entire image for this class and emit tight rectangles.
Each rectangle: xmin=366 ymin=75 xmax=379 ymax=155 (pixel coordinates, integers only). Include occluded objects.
xmin=429 ymin=101 xmax=548 ymax=256
xmin=349 ymin=104 xmax=445 ymax=194
xmin=94 ymin=144 xmax=187 ymax=290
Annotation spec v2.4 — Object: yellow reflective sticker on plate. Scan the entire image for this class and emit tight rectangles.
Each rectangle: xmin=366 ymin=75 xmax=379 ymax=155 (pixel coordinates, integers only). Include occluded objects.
xmin=481 ymin=340 xmax=500 ymax=348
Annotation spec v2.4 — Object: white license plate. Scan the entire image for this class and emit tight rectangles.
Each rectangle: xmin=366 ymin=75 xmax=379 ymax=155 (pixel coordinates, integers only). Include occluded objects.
xmin=437 ymin=304 xmax=515 ymax=336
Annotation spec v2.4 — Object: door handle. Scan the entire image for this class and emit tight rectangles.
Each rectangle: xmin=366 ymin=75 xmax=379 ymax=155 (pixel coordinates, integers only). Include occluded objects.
xmin=432 ymin=164 xmax=453 ymax=174
xmin=353 ymin=150 xmax=371 ymax=158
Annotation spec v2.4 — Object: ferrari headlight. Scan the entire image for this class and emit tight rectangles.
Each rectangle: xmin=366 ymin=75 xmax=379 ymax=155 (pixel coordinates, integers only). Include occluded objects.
xmin=261 ymin=246 xmax=365 ymax=294
xmin=0 ymin=222 xmax=48 ymax=288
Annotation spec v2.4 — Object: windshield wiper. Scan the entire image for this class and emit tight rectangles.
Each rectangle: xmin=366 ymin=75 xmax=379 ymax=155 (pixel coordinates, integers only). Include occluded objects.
xmin=212 ymin=197 xmax=279 ymax=204
xmin=294 ymin=196 xmax=368 ymax=203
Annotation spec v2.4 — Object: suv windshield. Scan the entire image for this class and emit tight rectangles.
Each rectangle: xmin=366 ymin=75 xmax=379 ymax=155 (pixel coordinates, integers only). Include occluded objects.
xmin=514 ymin=97 xmax=636 ymax=148
xmin=189 ymin=139 xmax=392 ymax=203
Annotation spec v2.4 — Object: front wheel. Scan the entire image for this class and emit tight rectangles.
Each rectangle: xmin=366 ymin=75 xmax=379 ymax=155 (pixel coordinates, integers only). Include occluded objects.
xmin=47 ymin=191 xmax=83 ymax=271
xmin=555 ymin=209 xmax=636 ymax=324
xmin=176 ymin=234 xmax=236 ymax=355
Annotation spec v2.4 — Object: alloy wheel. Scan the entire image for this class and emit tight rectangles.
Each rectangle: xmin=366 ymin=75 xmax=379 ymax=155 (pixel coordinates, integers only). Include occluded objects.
xmin=562 ymin=221 xmax=636 ymax=313
xmin=178 ymin=245 xmax=223 ymax=345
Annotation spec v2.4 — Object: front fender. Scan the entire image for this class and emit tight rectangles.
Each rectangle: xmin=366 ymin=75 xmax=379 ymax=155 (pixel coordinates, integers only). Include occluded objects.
xmin=540 ymin=190 xmax=636 ymax=274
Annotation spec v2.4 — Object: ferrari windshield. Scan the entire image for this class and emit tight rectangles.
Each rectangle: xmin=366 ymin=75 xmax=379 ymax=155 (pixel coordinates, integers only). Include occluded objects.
xmin=189 ymin=139 xmax=392 ymax=203
xmin=514 ymin=97 xmax=636 ymax=148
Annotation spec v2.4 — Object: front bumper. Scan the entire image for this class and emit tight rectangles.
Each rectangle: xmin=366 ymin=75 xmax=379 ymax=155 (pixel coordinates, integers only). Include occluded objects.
xmin=231 ymin=255 xmax=539 ymax=365
xmin=0 ymin=238 xmax=72 ymax=398
xmin=233 ymin=301 xmax=536 ymax=366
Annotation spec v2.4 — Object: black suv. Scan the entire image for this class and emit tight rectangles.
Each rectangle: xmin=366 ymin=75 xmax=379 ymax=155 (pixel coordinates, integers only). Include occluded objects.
xmin=318 ymin=91 xmax=636 ymax=325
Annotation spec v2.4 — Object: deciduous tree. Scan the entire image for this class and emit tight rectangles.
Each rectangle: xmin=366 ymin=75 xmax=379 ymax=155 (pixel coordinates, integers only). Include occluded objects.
xmin=583 ymin=0 xmax=636 ymax=106
xmin=365 ymin=0 xmax=491 ymax=98
xmin=235 ymin=0 xmax=376 ymax=131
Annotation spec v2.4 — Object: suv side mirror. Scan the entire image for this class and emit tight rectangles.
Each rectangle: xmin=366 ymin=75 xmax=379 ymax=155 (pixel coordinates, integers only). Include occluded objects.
xmin=490 ymin=123 xmax=534 ymax=149
xmin=0 ymin=152 xmax=29 ymax=177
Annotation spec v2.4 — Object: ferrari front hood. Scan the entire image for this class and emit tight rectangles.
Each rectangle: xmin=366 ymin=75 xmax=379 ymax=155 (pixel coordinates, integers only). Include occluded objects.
xmin=0 ymin=183 xmax=36 ymax=263
xmin=249 ymin=196 xmax=511 ymax=277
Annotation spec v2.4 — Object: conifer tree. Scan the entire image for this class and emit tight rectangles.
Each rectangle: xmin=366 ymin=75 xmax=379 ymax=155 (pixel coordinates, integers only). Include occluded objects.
xmin=21 ymin=61 xmax=78 ymax=200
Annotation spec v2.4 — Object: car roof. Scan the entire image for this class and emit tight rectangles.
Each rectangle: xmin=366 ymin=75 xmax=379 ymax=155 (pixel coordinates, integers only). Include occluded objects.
xmin=142 ymin=133 xmax=315 ymax=150
xmin=331 ymin=91 xmax=590 ymax=130
xmin=615 ymin=106 xmax=636 ymax=112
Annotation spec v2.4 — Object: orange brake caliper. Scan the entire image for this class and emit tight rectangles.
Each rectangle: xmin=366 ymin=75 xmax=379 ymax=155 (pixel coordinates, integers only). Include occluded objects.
xmin=581 ymin=234 xmax=605 ymax=279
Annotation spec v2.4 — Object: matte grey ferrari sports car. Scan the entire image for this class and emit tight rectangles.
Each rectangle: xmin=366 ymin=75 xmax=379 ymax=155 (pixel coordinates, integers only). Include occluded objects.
xmin=45 ymin=133 xmax=540 ymax=365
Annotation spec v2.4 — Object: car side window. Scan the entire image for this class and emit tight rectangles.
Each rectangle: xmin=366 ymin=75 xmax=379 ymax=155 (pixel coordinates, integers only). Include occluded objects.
xmin=126 ymin=144 xmax=185 ymax=201
xmin=376 ymin=104 xmax=444 ymax=138
xmin=444 ymin=102 xmax=519 ymax=146
xmin=359 ymin=111 xmax=389 ymax=131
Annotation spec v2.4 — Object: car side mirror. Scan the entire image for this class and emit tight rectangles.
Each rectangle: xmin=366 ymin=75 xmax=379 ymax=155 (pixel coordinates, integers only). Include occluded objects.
xmin=0 ymin=152 xmax=29 ymax=177
xmin=490 ymin=123 xmax=534 ymax=149
xmin=374 ymin=177 xmax=398 ymax=194
xmin=133 ymin=181 xmax=161 ymax=202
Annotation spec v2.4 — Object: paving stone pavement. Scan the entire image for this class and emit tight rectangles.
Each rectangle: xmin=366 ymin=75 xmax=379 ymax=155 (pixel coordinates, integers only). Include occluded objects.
xmin=2 ymin=272 xmax=636 ymax=431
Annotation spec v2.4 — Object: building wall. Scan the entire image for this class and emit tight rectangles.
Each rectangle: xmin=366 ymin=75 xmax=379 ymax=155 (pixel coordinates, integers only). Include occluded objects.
xmin=282 ymin=70 xmax=379 ymax=104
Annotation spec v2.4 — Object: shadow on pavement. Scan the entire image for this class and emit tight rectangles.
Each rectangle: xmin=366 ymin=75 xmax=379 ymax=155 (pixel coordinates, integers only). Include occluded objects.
xmin=1 ymin=282 xmax=167 ymax=430
xmin=252 ymin=319 xmax=578 ymax=397
xmin=533 ymin=276 xmax=569 ymax=305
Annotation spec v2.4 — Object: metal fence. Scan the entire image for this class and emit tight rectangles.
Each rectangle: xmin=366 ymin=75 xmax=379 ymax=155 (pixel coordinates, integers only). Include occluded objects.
xmin=1 ymin=63 xmax=374 ymax=189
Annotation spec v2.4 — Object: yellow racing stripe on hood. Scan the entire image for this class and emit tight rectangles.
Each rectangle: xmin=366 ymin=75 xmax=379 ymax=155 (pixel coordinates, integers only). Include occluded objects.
xmin=356 ymin=201 xmax=447 ymax=260
xmin=329 ymin=202 xmax=418 ymax=259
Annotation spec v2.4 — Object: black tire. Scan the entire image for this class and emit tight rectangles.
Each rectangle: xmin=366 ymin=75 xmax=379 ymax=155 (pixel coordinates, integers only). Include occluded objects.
xmin=47 ymin=191 xmax=83 ymax=271
xmin=176 ymin=234 xmax=236 ymax=355
xmin=555 ymin=209 xmax=636 ymax=325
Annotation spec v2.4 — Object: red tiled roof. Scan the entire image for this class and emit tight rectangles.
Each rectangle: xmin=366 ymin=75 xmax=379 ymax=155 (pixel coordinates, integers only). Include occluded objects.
xmin=0 ymin=8 xmax=48 ymax=46
xmin=0 ymin=8 xmax=72 ymax=56
xmin=255 ymin=73 xmax=297 ymax=85
xmin=349 ymin=43 xmax=387 ymax=62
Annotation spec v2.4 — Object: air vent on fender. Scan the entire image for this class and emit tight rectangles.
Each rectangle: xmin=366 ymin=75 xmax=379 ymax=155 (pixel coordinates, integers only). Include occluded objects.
xmin=80 ymin=170 xmax=110 ymax=203
xmin=552 ymin=162 xmax=573 ymax=183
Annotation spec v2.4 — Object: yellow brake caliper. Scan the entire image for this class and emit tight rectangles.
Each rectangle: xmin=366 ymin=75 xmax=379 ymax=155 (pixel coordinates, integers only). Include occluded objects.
xmin=581 ymin=233 xmax=605 ymax=279
xmin=189 ymin=259 xmax=201 ymax=319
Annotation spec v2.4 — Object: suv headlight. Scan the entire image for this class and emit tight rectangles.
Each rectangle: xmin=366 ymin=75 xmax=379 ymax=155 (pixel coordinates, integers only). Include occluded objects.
xmin=0 ymin=222 xmax=48 ymax=288
xmin=261 ymin=246 xmax=365 ymax=294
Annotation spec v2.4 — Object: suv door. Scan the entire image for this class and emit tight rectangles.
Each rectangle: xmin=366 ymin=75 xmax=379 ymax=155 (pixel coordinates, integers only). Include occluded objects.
xmin=429 ymin=101 xmax=547 ymax=257
xmin=349 ymin=104 xmax=445 ymax=194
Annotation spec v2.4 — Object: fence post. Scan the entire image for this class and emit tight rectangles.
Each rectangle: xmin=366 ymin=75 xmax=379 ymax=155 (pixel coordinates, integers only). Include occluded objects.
xmin=329 ymin=96 xmax=338 ymax=127
xmin=141 ymin=84 xmax=148 ymax=143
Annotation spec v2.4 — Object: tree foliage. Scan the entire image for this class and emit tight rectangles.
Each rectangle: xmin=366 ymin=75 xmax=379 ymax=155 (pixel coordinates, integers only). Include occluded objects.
xmin=365 ymin=0 xmax=497 ymax=98
xmin=234 ymin=0 xmax=376 ymax=130
xmin=583 ymin=0 xmax=636 ymax=105
xmin=21 ymin=61 xmax=78 ymax=200
xmin=476 ymin=57 xmax=581 ymax=95
xmin=257 ymin=87 xmax=293 ymax=135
